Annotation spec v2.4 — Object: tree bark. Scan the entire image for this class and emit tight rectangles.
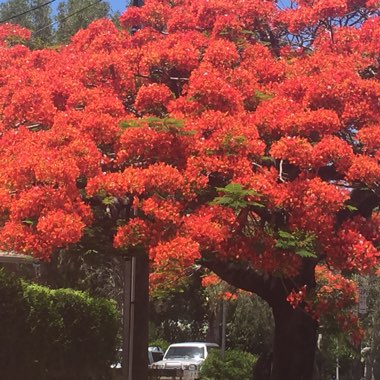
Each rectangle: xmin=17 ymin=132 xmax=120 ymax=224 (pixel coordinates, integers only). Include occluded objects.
xmin=270 ymin=302 xmax=318 ymax=380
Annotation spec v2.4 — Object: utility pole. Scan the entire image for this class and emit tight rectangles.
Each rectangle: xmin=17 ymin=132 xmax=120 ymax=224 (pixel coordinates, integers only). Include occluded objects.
xmin=122 ymin=249 xmax=149 ymax=380
xmin=122 ymin=256 xmax=134 ymax=380
xmin=221 ymin=300 xmax=227 ymax=357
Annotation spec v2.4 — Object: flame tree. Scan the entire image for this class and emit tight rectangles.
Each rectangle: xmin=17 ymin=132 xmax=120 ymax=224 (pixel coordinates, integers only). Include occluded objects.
xmin=0 ymin=0 xmax=379 ymax=378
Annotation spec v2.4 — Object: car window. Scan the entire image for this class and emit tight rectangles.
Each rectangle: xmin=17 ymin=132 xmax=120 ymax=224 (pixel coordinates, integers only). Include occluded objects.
xmin=151 ymin=352 xmax=164 ymax=362
xmin=165 ymin=346 xmax=205 ymax=359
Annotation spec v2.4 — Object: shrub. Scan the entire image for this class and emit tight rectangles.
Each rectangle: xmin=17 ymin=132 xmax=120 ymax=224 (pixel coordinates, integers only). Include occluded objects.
xmin=0 ymin=268 xmax=120 ymax=380
xmin=200 ymin=349 xmax=257 ymax=380
xmin=0 ymin=269 xmax=28 ymax=378
xmin=24 ymin=284 xmax=120 ymax=379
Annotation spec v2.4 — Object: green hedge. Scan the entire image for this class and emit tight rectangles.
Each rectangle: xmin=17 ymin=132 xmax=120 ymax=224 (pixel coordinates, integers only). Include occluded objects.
xmin=0 ymin=269 xmax=120 ymax=380
xmin=0 ymin=268 xmax=28 ymax=377
xmin=200 ymin=349 xmax=257 ymax=380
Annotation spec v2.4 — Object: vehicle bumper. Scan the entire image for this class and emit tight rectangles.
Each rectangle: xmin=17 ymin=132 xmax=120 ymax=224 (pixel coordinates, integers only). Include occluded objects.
xmin=148 ymin=368 xmax=199 ymax=379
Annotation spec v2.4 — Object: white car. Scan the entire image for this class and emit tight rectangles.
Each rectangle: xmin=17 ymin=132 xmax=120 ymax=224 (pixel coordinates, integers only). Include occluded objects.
xmin=150 ymin=342 xmax=219 ymax=380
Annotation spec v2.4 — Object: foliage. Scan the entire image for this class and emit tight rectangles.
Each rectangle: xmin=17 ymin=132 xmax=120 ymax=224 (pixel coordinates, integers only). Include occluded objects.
xmin=211 ymin=183 xmax=264 ymax=211
xmin=0 ymin=0 xmax=379 ymax=376
xmin=150 ymin=273 xmax=209 ymax=343
xmin=317 ymin=331 xmax=361 ymax=380
xmin=314 ymin=266 xmax=363 ymax=345
xmin=29 ymin=0 xmax=53 ymax=44
xmin=148 ymin=337 xmax=170 ymax=353
xmin=44 ymin=249 xmax=125 ymax=308
xmin=0 ymin=0 xmax=33 ymax=29
xmin=55 ymin=0 xmax=110 ymax=43
xmin=0 ymin=268 xmax=120 ymax=380
xmin=0 ymin=268 xmax=29 ymax=378
xmin=359 ymin=275 xmax=380 ymax=378
xmin=201 ymin=273 xmax=274 ymax=354
xmin=200 ymin=349 xmax=257 ymax=380
xmin=227 ymin=293 xmax=274 ymax=355
xmin=0 ymin=0 xmax=378 ymax=287
xmin=275 ymin=230 xmax=317 ymax=259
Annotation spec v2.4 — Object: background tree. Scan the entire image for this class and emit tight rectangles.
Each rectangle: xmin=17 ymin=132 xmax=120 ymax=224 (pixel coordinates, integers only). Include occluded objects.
xmin=150 ymin=273 xmax=209 ymax=344
xmin=0 ymin=0 xmax=32 ymax=29
xmin=29 ymin=0 xmax=53 ymax=46
xmin=201 ymin=273 xmax=274 ymax=354
xmin=360 ymin=276 xmax=380 ymax=379
xmin=55 ymin=0 xmax=110 ymax=43
xmin=227 ymin=293 xmax=274 ymax=356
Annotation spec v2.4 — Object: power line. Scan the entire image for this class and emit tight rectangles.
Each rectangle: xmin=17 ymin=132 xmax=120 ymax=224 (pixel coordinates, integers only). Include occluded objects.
xmin=33 ymin=0 xmax=103 ymax=35
xmin=0 ymin=0 xmax=57 ymax=24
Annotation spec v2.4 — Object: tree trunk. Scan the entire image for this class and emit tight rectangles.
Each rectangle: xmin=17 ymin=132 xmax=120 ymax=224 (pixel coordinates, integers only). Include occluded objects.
xmin=270 ymin=302 xmax=318 ymax=380
xmin=201 ymin=257 xmax=319 ymax=380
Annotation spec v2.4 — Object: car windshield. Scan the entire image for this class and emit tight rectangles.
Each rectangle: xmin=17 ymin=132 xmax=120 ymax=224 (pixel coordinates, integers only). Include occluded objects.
xmin=165 ymin=346 xmax=205 ymax=359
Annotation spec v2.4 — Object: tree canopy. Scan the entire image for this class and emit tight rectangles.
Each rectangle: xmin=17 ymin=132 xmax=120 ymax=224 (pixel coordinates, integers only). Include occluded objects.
xmin=0 ymin=0 xmax=379 ymax=378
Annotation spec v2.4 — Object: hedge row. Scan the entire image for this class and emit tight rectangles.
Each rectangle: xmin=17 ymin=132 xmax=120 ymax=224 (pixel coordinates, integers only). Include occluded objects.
xmin=0 ymin=269 xmax=120 ymax=380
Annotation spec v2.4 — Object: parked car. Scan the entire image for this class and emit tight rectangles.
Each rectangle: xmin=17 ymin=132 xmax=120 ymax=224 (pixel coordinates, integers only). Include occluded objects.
xmin=150 ymin=342 xmax=219 ymax=380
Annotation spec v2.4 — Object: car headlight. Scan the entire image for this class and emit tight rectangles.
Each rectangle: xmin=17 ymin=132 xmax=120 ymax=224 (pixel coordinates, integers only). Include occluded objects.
xmin=188 ymin=364 xmax=198 ymax=371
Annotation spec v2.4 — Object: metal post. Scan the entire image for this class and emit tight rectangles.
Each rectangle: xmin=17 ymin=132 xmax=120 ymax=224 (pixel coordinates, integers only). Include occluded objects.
xmin=123 ymin=257 xmax=133 ymax=380
xmin=336 ymin=357 xmax=340 ymax=380
xmin=221 ymin=300 xmax=226 ymax=357
xmin=129 ymin=257 xmax=136 ymax=379
xmin=123 ymin=251 xmax=149 ymax=380
xmin=132 ymin=252 xmax=149 ymax=379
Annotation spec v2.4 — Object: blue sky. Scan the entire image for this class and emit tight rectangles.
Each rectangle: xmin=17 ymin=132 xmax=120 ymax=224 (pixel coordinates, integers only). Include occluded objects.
xmin=0 ymin=0 xmax=128 ymax=15
xmin=109 ymin=0 xmax=128 ymax=14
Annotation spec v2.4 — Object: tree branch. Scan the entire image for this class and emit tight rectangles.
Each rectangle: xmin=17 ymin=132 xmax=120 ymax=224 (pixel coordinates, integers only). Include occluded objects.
xmin=200 ymin=257 xmax=279 ymax=305
xmin=200 ymin=254 xmax=319 ymax=307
